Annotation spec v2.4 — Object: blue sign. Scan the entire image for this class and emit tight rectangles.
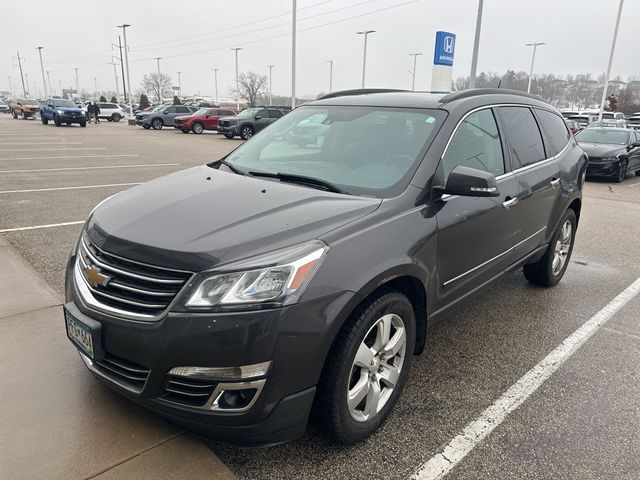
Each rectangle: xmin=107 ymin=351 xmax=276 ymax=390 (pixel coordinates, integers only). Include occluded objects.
xmin=434 ymin=31 xmax=456 ymax=66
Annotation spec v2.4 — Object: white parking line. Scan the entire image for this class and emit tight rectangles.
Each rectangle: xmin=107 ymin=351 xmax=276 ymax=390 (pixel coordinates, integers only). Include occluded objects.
xmin=0 ymin=163 xmax=180 ymax=174
xmin=0 ymin=154 xmax=139 ymax=161
xmin=0 ymin=147 xmax=106 ymax=152
xmin=627 ymin=181 xmax=640 ymax=188
xmin=0 ymin=142 xmax=82 ymax=146
xmin=0 ymin=221 xmax=85 ymax=233
xmin=0 ymin=183 xmax=141 ymax=194
xmin=411 ymin=277 xmax=640 ymax=480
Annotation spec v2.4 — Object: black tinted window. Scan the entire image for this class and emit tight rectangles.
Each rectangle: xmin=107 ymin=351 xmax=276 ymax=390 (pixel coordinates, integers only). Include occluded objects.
xmin=535 ymin=109 xmax=571 ymax=157
xmin=268 ymin=110 xmax=283 ymax=118
xmin=176 ymin=106 xmax=190 ymax=113
xmin=498 ymin=107 xmax=545 ymax=169
xmin=442 ymin=108 xmax=505 ymax=180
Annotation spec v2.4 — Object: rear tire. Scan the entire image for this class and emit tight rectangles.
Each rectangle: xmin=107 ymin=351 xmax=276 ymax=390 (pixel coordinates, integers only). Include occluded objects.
xmin=635 ymin=170 xmax=640 ymax=177
xmin=112 ymin=114 xmax=121 ymax=122
xmin=12 ymin=110 xmax=17 ymax=119
xmin=152 ymin=118 xmax=163 ymax=130
xmin=143 ymin=125 xmax=151 ymax=130
xmin=523 ymin=209 xmax=577 ymax=287
xmin=192 ymin=122 xmax=204 ymax=134
xmin=22 ymin=112 xmax=28 ymax=120
xmin=315 ymin=290 xmax=415 ymax=445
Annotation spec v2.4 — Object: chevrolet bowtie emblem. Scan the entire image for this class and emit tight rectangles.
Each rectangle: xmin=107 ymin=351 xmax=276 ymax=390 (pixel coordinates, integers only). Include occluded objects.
xmin=83 ymin=265 xmax=111 ymax=288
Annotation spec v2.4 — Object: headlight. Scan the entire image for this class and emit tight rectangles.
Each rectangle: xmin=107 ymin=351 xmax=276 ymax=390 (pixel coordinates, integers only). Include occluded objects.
xmin=185 ymin=240 xmax=327 ymax=309
xmin=57 ymin=109 xmax=64 ymax=114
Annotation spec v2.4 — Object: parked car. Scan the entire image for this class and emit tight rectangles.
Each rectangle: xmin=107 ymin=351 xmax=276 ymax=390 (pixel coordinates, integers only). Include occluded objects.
xmin=564 ymin=118 xmax=581 ymax=135
xmin=576 ymin=127 xmax=640 ymax=182
xmin=627 ymin=114 xmax=640 ymax=130
xmin=96 ymin=103 xmax=125 ymax=122
xmin=587 ymin=119 xmax=628 ymax=129
xmin=40 ymin=98 xmax=86 ymax=127
xmin=217 ymin=107 xmax=286 ymax=139
xmin=173 ymin=107 xmax=237 ymax=134
xmin=63 ymin=88 xmax=585 ymax=446
xmin=567 ymin=114 xmax=593 ymax=129
xmin=136 ymin=105 xmax=198 ymax=130
xmin=10 ymin=98 xmax=40 ymax=119
xmin=0 ymin=101 xmax=9 ymax=113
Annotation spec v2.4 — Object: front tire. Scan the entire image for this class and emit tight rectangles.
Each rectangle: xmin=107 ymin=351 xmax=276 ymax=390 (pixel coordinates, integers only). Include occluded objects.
xmin=523 ymin=209 xmax=577 ymax=286
xmin=54 ymin=115 xmax=61 ymax=127
xmin=80 ymin=121 xmax=86 ymax=128
xmin=143 ymin=125 xmax=151 ymax=130
xmin=152 ymin=118 xmax=163 ymax=130
xmin=614 ymin=159 xmax=628 ymax=183
xmin=315 ymin=290 xmax=415 ymax=445
xmin=240 ymin=125 xmax=254 ymax=140
xmin=112 ymin=114 xmax=121 ymax=122
xmin=12 ymin=110 xmax=17 ymax=119
xmin=224 ymin=133 xmax=234 ymax=139
xmin=192 ymin=122 xmax=204 ymax=134
xmin=41 ymin=116 xmax=48 ymax=125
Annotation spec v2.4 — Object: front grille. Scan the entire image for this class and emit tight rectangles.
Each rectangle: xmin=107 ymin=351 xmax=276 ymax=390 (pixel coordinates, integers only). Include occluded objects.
xmin=77 ymin=236 xmax=192 ymax=318
xmin=160 ymin=376 xmax=217 ymax=407
xmin=218 ymin=120 xmax=228 ymax=127
xmin=94 ymin=353 xmax=150 ymax=392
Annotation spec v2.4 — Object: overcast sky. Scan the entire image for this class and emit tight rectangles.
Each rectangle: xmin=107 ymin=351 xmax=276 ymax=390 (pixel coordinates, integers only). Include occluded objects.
xmin=2 ymin=0 xmax=639 ymax=99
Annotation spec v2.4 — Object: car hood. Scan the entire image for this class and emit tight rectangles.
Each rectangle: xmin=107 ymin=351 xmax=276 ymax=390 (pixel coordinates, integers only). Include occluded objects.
xmin=577 ymin=142 xmax=625 ymax=159
xmin=56 ymin=107 xmax=83 ymax=113
xmin=175 ymin=115 xmax=197 ymax=121
xmin=87 ymin=166 xmax=381 ymax=271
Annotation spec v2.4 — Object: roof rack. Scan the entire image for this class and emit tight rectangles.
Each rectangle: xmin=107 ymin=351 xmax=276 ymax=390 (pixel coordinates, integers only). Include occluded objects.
xmin=317 ymin=88 xmax=408 ymax=100
xmin=439 ymin=88 xmax=543 ymax=104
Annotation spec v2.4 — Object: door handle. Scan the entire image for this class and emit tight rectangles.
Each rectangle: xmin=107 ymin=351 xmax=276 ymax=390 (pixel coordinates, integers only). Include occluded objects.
xmin=550 ymin=178 xmax=561 ymax=187
xmin=502 ymin=197 xmax=518 ymax=209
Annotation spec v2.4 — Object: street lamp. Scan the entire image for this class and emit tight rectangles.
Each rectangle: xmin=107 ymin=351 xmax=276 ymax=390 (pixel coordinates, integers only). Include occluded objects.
xmin=291 ymin=0 xmax=297 ymax=108
xmin=36 ymin=46 xmax=48 ymax=98
xmin=231 ymin=48 xmax=242 ymax=110
xmin=177 ymin=71 xmax=181 ymax=96
xmin=409 ymin=53 xmax=422 ymax=91
xmin=267 ymin=65 xmax=275 ymax=106
xmin=46 ymin=71 xmax=52 ymax=96
xmin=213 ymin=68 xmax=219 ymax=106
xmin=327 ymin=60 xmax=334 ymax=93
xmin=469 ymin=0 xmax=484 ymax=88
xmin=117 ymin=24 xmax=133 ymax=119
xmin=93 ymin=77 xmax=98 ymax=100
xmin=598 ymin=0 xmax=625 ymax=121
xmin=356 ymin=30 xmax=375 ymax=88
xmin=525 ymin=42 xmax=546 ymax=93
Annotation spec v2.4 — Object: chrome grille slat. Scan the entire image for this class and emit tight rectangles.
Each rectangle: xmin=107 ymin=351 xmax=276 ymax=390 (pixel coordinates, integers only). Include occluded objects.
xmin=102 ymin=356 xmax=150 ymax=374
xmin=93 ymin=353 xmax=150 ymax=393
xmin=168 ymin=379 xmax=215 ymax=389
xmin=159 ymin=376 xmax=218 ymax=407
xmin=164 ymin=387 xmax=211 ymax=397
xmin=77 ymin=236 xmax=193 ymax=319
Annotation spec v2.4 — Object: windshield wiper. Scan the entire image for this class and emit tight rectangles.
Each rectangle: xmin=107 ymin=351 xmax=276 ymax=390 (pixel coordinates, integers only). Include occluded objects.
xmin=210 ymin=158 xmax=247 ymax=176
xmin=248 ymin=171 xmax=348 ymax=194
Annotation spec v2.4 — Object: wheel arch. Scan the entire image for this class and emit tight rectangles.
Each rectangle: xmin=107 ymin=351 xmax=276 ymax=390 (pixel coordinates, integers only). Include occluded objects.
xmin=568 ymin=197 xmax=581 ymax=225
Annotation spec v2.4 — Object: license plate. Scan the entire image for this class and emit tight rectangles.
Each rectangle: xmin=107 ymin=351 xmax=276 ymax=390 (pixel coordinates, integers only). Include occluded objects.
xmin=65 ymin=310 xmax=94 ymax=358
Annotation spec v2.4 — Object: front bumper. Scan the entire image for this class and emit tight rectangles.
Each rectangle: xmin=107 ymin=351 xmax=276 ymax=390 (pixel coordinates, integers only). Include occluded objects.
xmin=57 ymin=114 xmax=85 ymax=123
xmin=217 ymin=124 xmax=238 ymax=135
xmin=64 ymin=254 xmax=354 ymax=445
xmin=586 ymin=159 xmax=619 ymax=177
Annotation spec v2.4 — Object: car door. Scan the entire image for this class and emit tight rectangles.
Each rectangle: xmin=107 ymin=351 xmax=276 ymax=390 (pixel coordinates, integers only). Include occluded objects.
xmin=253 ymin=109 xmax=271 ymax=132
xmin=267 ymin=109 xmax=283 ymax=126
xmin=434 ymin=107 xmax=520 ymax=306
xmin=172 ymin=106 xmax=191 ymax=126
xmin=629 ymin=131 xmax=640 ymax=172
xmin=203 ymin=109 xmax=218 ymax=129
xmin=497 ymin=106 xmax=563 ymax=261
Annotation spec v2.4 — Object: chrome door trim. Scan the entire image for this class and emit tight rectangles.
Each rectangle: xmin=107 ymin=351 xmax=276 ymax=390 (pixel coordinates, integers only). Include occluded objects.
xmin=443 ymin=226 xmax=546 ymax=287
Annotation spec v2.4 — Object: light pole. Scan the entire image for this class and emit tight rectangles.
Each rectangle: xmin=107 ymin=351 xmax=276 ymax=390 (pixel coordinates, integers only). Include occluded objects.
xmin=526 ymin=42 xmax=546 ymax=93
xmin=117 ymin=24 xmax=133 ymax=119
xmin=36 ymin=46 xmax=48 ymax=98
xmin=113 ymin=36 xmax=127 ymax=103
xmin=598 ymin=0 xmax=624 ymax=121
xmin=267 ymin=65 xmax=275 ymax=106
xmin=8 ymin=76 xmax=12 ymax=96
xmin=25 ymin=73 xmax=29 ymax=96
xmin=74 ymin=68 xmax=80 ymax=100
xmin=291 ymin=0 xmax=297 ymax=108
xmin=59 ymin=80 xmax=63 ymax=98
xmin=15 ymin=52 xmax=26 ymax=97
xmin=356 ymin=30 xmax=375 ymax=88
xmin=177 ymin=71 xmax=181 ymax=96
xmin=155 ymin=57 xmax=162 ymax=75
xmin=213 ymin=68 xmax=219 ymax=106
xmin=93 ymin=77 xmax=98 ymax=100
xmin=46 ymin=71 xmax=52 ymax=96
xmin=409 ymin=53 xmax=422 ymax=91
xmin=231 ymin=48 xmax=242 ymax=110
xmin=327 ymin=60 xmax=334 ymax=93
xmin=469 ymin=0 xmax=484 ymax=88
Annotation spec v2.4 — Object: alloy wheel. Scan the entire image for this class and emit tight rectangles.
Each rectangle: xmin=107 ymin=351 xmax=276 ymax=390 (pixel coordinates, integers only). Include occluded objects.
xmin=241 ymin=126 xmax=253 ymax=139
xmin=193 ymin=122 xmax=203 ymax=134
xmin=347 ymin=313 xmax=406 ymax=422
xmin=552 ymin=220 xmax=572 ymax=276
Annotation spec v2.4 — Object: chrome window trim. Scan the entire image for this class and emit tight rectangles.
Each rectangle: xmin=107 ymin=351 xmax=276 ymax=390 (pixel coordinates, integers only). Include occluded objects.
xmin=443 ymin=226 xmax=546 ymax=287
xmin=440 ymin=103 xmax=571 ymax=176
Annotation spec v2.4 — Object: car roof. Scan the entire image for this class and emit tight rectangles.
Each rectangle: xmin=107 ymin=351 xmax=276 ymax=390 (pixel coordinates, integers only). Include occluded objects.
xmin=580 ymin=127 xmax=629 ymax=133
xmin=307 ymin=88 xmax=554 ymax=112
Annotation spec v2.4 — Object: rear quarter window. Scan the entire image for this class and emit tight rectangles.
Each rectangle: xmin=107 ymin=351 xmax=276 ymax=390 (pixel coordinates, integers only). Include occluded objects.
xmin=497 ymin=106 xmax=546 ymax=169
xmin=535 ymin=109 xmax=571 ymax=157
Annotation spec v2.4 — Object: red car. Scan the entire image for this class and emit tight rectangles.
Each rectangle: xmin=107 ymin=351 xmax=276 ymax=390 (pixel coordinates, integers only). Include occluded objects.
xmin=174 ymin=107 xmax=237 ymax=134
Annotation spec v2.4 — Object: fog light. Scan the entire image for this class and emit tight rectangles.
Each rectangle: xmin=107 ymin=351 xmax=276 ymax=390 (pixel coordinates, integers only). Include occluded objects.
xmin=209 ymin=379 xmax=266 ymax=412
xmin=218 ymin=388 xmax=257 ymax=410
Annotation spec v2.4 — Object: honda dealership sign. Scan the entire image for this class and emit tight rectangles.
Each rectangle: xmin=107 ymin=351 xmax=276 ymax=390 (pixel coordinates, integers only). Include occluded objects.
xmin=431 ymin=31 xmax=456 ymax=92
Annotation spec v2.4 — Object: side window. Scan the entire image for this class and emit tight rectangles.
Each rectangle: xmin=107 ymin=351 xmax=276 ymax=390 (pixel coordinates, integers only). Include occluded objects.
xmin=164 ymin=107 xmax=177 ymax=114
xmin=442 ymin=108 xmax=505 ymax=180
xmin=535 ymin=109 xmax=571 ymax=157
xmin=268 ymin=110 xmax=283 ymax=119
xmin=176 ymin=106 xmax=190 ymax=113
xmin=497 ymin=107 xmax=546 ymax=169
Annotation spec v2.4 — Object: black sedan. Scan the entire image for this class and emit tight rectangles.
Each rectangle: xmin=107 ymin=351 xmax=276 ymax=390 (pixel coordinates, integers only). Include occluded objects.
xmin=576 ymin=127 xmax=640 ymax=182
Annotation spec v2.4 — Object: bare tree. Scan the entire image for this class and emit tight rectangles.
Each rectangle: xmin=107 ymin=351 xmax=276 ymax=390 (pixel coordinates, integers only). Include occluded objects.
xmin=141 ymin=73 xmax=172 ymax=102
xmin=235 ymin=71 xmax=268 ymax=107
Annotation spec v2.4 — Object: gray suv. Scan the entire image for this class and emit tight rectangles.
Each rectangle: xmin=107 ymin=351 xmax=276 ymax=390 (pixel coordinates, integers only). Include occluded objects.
xmin=64 ymin=88 xmax=586 ymax=446
xmin=136 ymin=105 xmax=198 ymax=130
xmin=217 ymin=107 xmax=286 ymax=139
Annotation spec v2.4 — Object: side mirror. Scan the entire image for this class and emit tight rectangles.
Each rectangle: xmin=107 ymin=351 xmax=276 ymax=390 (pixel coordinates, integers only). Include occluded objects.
xmin=255 ymin=115 xmax=262 ymax=120
xmin=438 ymin=165 xmax=500 ymax=197
xmin=630 ymin=142 xmax=640 ymax=149
xmin=164 ymin=110 xmax=170 ymax=114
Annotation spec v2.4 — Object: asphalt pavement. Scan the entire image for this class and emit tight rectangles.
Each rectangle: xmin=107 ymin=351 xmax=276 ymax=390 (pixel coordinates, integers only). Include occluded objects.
xmin=0 ymin=113 xmax=639 ymax=480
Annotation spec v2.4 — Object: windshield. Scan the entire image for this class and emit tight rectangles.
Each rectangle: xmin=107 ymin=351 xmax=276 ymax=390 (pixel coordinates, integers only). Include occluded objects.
xmin=576 ymin=129 xmax=629 ymax=145
xmin=223 ymin=106 xmax=445 ymax=197
xmin=238 ymin=108 xmax=260 ymax=118
xmin=21 ymin=99 xmax=39 ymax=105
xmin=53 ymin=99 xmax=76 ymax=108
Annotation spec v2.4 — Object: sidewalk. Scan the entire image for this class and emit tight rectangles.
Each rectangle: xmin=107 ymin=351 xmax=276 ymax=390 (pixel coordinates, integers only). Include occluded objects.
xmin=0 ymin=235 xmax=236 ymax=480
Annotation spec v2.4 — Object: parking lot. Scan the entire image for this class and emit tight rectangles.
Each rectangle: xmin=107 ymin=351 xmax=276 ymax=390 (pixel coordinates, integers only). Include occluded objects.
xmin=1 ymin=114 xmax=639 ymax=479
